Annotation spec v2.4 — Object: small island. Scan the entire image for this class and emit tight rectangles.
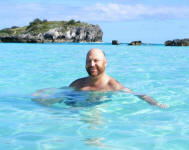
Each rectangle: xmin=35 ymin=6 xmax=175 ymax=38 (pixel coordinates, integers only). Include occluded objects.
xmin=165 ymin=38 xmax=189 ymax=46
xmin=0 ymin=19 xmax=103 ymax=43
xmin=112 ymin=40 xmax=120 ymax=45
xmin=128 ymin=41 xmax=142 ymax=46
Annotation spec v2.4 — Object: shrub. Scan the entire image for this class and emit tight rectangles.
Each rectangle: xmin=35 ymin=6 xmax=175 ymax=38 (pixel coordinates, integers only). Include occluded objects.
xmin=67 ymin=19 xmax=76 ymax=25
xmin=28 ymin=18 xmax=42 ymax=27
xmin=43 ymin=19 xmax=48 ymax=23
xmin=11 ymin=26 xmax=19 ymax=29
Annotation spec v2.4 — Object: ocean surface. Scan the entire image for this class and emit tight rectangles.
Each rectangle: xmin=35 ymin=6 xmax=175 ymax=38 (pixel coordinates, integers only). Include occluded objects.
xmin=0 ymin=43 xmax=189 ymax=150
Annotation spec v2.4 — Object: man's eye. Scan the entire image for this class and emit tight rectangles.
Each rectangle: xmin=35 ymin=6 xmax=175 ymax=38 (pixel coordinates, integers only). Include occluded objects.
xmin=87 ymin=59 xmax=101 ymax=63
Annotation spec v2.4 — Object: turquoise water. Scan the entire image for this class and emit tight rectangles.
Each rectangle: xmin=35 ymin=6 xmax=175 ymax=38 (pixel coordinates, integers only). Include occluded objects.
xmin=0 ymin=43 xmax=189 ymax=150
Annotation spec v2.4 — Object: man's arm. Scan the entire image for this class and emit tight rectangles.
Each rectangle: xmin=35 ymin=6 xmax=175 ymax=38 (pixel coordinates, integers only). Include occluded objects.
xmin=122 ymin=88 xmax=168 ymax=109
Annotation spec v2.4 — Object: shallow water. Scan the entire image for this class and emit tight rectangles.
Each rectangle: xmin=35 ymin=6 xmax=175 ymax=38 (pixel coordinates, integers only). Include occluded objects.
xmin=0 ymin=43 xmax=189 ymax=150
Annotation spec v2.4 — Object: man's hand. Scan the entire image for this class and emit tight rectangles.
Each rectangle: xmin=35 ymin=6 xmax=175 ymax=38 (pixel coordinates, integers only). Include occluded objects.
xmin=156 ymin=102 xmax=168 ymax=109
xmin=32 ymin=88 xmax=63 ymax=106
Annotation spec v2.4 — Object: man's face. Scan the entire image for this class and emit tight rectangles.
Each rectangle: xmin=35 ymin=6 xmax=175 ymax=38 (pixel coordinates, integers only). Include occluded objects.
xmin=86 ymin=51 xmax=107 ymax=77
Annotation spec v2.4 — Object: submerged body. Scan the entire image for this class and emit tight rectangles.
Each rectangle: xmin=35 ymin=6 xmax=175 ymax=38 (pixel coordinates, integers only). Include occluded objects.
xmin=33 ymin=48 xmax=167 ymax=108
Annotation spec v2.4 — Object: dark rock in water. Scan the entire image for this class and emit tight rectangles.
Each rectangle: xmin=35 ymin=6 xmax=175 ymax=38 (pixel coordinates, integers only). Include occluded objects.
xmin=112 ymin=40 xmax=120 ymax=45
xmin=129 ymin=41 xmax=142 ymax=45
xmin=0 ymin=19 xmax=103 ymax=43
xmin=165 ymin=38 xmax=189 ymax=46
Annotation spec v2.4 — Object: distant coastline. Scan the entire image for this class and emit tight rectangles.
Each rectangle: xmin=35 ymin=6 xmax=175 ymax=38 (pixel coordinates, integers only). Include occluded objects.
xmin=0 ymin=19 xmax=103 ymax=43
xmin=1 ymin=19 xmax=188 ymax=46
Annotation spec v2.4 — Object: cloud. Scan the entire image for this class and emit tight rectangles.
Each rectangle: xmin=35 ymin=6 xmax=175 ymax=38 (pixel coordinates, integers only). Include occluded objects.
xmin=82 ymin=3 xmax=189 ymax=21
xmin=1 ymin=2 xmax=189 ymax=28
xmin=35 ymin=3 xmax=189 ymax=22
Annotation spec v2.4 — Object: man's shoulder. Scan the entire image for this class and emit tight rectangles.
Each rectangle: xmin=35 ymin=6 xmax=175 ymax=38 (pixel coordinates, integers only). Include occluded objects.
xmin=108 ymin=76 xmax=124 ymax=90
xmin=69 ymin=77 xmax=88 ymax=88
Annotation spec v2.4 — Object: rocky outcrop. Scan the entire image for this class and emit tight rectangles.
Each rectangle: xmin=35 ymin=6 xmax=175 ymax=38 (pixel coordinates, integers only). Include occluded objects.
xmin=129 ymin=41 xmax=142 ymax=45
xmin=0 ymin=25 xmax=103 ymax=43
xmin=112 ymin=40 xmax=120 ymax=45
xmin=165 ymin=38 xmax=189 ymax=46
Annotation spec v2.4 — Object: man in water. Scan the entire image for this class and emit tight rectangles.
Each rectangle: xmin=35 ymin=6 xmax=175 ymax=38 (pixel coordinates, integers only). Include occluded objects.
xmin=69 ymin=48 xmax=167 ymax=108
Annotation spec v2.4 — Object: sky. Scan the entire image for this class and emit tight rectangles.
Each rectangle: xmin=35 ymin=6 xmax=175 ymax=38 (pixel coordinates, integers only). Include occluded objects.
xmin=1 ymin=0 xmax=189 ymax=43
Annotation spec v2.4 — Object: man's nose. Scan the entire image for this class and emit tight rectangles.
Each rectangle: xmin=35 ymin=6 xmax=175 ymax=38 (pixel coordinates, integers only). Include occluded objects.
xmin=90 ymin=60 xmax=95 ymax=66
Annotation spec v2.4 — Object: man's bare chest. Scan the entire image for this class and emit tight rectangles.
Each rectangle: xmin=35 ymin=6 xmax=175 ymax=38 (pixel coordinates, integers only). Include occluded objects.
xmin=79 ymin=84 xmax=113 ymax=91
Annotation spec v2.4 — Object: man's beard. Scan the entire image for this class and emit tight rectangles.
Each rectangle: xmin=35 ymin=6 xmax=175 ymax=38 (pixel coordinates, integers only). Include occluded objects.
xmin=86 ymin=67 xmax=98 ymax=76
xmin=86 ymin=67 xmax=104 ymax=77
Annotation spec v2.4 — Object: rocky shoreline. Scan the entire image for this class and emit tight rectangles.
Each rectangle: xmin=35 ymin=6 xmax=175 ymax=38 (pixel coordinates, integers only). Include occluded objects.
xmin=0 ymin=19 xmax=103 ymax=43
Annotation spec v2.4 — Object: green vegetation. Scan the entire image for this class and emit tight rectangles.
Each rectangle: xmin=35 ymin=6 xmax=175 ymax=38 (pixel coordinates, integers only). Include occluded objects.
xmin=0 ymin=26 xmax=27 ymax=36
xmin=0 ymin=18 xmax=87 ymax=36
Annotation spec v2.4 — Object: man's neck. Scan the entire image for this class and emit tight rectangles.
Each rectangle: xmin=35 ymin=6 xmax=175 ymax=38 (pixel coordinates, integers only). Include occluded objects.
xmin=88 ymin=72 xmax=109 ymax=86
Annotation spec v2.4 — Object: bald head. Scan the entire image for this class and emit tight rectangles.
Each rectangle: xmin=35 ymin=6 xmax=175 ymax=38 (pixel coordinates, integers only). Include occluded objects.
xmin=86 ymin=48 xmax=107 ymax=77
xmin=86 ymin=48 xmax=106 ymax=61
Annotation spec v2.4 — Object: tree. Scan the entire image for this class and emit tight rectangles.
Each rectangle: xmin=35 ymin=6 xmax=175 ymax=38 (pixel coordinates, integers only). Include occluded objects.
xmin=29 ymin=18 xmax=42 ymax=27
xmin=67 ymin=19 xmax=76 ymax=25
